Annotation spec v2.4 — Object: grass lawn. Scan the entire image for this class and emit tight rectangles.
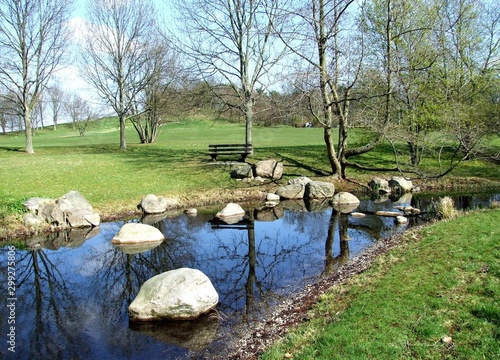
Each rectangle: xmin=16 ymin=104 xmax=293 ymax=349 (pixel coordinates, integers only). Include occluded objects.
xmin=261 ymin=209 xmax=500 ymax=359
xmin=1 ymin=117 xmax=499 ymax=236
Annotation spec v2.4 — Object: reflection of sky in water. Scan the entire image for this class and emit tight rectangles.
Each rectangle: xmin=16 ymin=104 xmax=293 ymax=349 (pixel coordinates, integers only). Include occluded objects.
xmin=0 ymin=193 xmax=497 ymax=359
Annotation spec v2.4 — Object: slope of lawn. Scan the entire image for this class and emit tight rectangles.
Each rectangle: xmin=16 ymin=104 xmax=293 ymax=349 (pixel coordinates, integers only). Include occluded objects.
xmin=262 ymin=208 xmax=500 ymax=359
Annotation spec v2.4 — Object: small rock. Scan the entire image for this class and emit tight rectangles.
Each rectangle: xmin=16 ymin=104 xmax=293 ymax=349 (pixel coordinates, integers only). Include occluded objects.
xmin=350 ymin=212 xmax=366 ymax=218
xmin=184 ymin=208 xmax=198 ymax=216
xmin=442 ymin=336 xmax=453 ymax=344
xmin=266 ymin=193 xmax=280 ymax=202
xmin=375 ymin=211 xmax=403 ymax=217
xmin=216 ymin=203 xmax=245 ymax=219
xmin=396 ymin=216 xmax=408 ymax=224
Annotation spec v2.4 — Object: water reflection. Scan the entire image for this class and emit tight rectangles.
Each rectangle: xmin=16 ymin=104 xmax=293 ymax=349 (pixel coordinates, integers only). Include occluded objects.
xmin=1 ymin=192 xmax=497 ymax=359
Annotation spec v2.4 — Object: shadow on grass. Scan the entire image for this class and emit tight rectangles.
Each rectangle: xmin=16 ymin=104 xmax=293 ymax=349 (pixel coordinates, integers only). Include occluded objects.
xmin=276 ymin=152 xmax=331 ymax=177
xmin=0 ymin=146 xmax=24 ymax=153
xmin=253 ymin=145 xmax=332 ymax=177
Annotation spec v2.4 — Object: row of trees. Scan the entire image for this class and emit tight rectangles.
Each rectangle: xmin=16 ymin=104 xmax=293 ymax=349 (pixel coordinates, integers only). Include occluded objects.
xmin=0 ymin=0 xmax=498 ymax=178
xmin=0 ymin=85 xmax=96 ymax=134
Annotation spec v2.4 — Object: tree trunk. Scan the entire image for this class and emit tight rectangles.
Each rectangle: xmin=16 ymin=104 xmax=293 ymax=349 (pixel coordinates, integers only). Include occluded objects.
xmin=244 ymin=92 xmax=253 ymax=151
xmin=324 ymin=126 xmax=341 ymax=177
xmin=119 ymin=114 xmax=127 ymax=150
xmin=24 ymin=106 xmax=34 ymax=154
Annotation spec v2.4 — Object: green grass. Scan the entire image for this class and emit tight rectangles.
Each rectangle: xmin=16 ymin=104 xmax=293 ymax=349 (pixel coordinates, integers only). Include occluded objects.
xmin=1 ymin=117 xmax=498 ymax=221
xmin=261 ymin=209 xmax=500 ymax=359
xmin=0 ymin=118 xmax=328 ymax=216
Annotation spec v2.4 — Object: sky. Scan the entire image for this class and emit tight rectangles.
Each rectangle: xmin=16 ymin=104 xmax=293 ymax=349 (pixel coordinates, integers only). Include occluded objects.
xmin=54 ymin=0 xmax=172 ymax=112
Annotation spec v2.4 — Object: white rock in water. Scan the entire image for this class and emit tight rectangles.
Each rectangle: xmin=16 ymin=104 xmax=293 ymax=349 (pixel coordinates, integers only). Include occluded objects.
xmin=216 ymin=203 xmax=245 ymax=219
xmin=111 ymin=223 xmax=165 ymax=244
xmin=128 ymin=268 xmax=219 ymax=321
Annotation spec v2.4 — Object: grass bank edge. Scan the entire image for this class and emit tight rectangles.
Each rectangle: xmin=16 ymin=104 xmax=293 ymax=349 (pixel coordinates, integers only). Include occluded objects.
xmin=261 ymin=208 xmax=500 ymax=360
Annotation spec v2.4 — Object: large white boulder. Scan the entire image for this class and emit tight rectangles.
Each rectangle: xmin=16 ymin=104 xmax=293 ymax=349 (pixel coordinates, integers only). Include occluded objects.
xmin=128 ymin=268 xmax=219 ymax=321
xmin=305 ymin=181 xmax=335 ymax=199
xmin=330 ymin=192 xmax=361 ymax=213
xmin=111 ymin=223 xmax=165 ymax=244
xmin=253 ymin=159 xmax=283 ymax=180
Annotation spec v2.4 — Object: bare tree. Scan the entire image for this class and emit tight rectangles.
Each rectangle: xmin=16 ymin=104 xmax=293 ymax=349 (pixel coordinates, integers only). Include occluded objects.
xmin=47 ymin=85 xmax=67 ymax=131
xmin=129 ymin=39 xmax=186 ymax=144
xmin=0 ymin=92 xmax=18 ymax=133
xmin=81 ymin=0 xmax=160 ymax=150
xmin=0 ymin=0 xmax=73 ymax=153
xmin=172 ymin=0 xmax=289 ymax=148
xmin=64 ymin=94 xmax=95 ymax=137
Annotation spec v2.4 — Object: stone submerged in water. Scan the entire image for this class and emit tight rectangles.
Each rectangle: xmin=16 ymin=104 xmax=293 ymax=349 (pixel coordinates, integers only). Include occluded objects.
xmin=128 ymin=268 xmax=219 ymax=321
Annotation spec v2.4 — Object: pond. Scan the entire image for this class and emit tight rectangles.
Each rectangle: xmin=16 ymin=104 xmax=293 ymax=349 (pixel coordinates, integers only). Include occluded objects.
xmin=1 ymin=191 xmax=498 ymax=359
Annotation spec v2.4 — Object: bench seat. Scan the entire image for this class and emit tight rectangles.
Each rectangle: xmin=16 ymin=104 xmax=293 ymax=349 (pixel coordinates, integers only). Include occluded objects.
xmin=208 ymin=144 xmax=252 ymax=162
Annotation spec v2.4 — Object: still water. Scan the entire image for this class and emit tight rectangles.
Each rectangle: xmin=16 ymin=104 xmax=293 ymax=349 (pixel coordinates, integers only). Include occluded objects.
xmin=0 ymin=192 xmax=497 ymax=359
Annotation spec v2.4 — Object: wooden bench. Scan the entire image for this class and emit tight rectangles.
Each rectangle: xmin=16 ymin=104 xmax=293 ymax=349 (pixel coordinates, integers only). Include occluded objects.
xmin=208 ymin=143 xmax=252 ymax=162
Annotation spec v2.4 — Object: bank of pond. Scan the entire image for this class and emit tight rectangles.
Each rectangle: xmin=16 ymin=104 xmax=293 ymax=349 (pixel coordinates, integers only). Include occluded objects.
xmin=0 ymin=191 xmax=498 ymax=359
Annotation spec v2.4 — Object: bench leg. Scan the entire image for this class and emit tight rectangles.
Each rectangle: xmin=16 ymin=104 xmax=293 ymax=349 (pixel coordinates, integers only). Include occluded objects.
xmin=211 ymin=155 xmax=217 ymax=162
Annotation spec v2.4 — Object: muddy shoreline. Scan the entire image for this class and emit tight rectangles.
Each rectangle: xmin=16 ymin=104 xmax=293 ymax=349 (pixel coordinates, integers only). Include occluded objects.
xmin=1 ymin=176 xmax=498 ymax=242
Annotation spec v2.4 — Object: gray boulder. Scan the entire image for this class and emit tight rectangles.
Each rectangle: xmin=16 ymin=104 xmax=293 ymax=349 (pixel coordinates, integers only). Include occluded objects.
xmin=368 ymin=177 xmax=391 ymax=194
xmin=276 ymin=184 xmax=305 ymax=199
xmin=23 ymin=197 xmax=53 ymax=213
xmin=57 ymin=191 xmax=100 ymax=227
xmin=253 ymin=159 xmax=283 ymax=180
xmin=388 ymin=176 xmax=413 ymax=193
xmin=23 ymin=213 xmax=44 ymax=226
xmin=230 ymin=164 xmax=253 ymax=179
xmin=138 ymin=194 xmax=178 ymax=214
xmin=38 ymin=202 xmax=65 ymax=225
xmin=288 ymin=176 xmax=313 ymax=186
xmin=128 ymin=268 xmax=219 ymax=321
xmin=305 ymin=181 xmax=335 ymax=199
xmin=111 ymin=223 xmax=165 ymax=244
